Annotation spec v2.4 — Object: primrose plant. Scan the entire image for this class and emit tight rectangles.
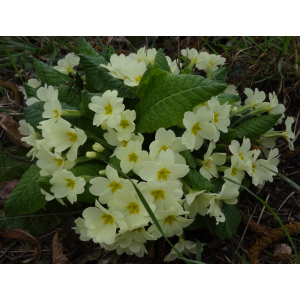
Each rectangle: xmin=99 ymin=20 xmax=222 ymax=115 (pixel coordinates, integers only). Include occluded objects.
xmin=6 ymin=37 xmax=294 ymax=262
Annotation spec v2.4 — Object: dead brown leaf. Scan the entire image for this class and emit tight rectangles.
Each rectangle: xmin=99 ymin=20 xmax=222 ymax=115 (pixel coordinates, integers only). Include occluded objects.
xmin=52 ymin=230 xmax=79 ymax=264
xmin=0 ymin=229 xmax=42 ymax=263
xmin=0 ymin=179 xmax=20 ymax=200
xmin=0 ymin=114 xmax=28 ymax=148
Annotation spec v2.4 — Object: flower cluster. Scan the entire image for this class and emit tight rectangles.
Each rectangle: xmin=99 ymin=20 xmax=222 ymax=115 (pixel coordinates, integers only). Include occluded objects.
xmin=18 ymin=45 xmax=294 ymax=262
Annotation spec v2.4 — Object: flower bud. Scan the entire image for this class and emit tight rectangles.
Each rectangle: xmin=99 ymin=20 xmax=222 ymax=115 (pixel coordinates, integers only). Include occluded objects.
xmin=92 ymin=143 xmax=105 ymax=153
xmin=101 ymin=122 xmax=107 ymax=130
xmin=99 ymin=170 xmax=106 ymax=176
xmin=86 ymin=151 xmax=97 ymax=159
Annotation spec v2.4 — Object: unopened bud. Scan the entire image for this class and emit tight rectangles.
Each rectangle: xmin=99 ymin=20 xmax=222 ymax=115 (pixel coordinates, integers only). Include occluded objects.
xmin=231 ymin=106 xmax=238 ymax=113
xmin=86 ymin=151 xmax=97 ymax=159
xmin=93 ymin=142 xmax=105 ymax=152
xmin=101 ymin=122 xmax=107 ymax=130
xmin=99 ymin=170 xmax=106 ymax=176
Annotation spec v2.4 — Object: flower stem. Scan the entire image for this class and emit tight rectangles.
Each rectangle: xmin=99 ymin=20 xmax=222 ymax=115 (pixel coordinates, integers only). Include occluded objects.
xmin=84 ymin=130 xmax=114 ymax=151
xmin=217 ymin=166 xmax=229 ymax=172
xmin=61 ymin=110 xmax=83 ymax=117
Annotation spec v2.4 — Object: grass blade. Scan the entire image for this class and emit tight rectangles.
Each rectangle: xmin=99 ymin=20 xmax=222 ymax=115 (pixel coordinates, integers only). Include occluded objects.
xmin=2 ymin=42 xmax=24 ymax=83
xmin=282 ymin=36 xmax=292 ymax=57
xmin=102 ymin=159 xmax=204 ymax=264
xmin=53 ymin=37 xmax=78 ymax=54
xmin=196 ymin=241 xmax=203 ymax=262
xmin=224 ymin=177 xmax=300 ymax=264
xmin=235 ymin=252 xmax=249 ymax=264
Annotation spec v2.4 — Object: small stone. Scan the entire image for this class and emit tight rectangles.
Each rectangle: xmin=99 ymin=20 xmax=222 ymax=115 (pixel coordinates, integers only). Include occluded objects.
xmin=274 ymin=243 xmax=292 ymax=256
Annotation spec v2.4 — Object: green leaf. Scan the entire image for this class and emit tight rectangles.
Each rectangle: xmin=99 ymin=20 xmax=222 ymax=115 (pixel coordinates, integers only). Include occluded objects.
xmin=211 ymin=67 xmax=226 ymax=83
xmin=37 ymin=175 xmax=53 ymax=194
xmin=70 ymin=163 xmax=105 ymax=204
xmin=209 ymin=203 xmax=241 ymax=238
xmin=179 ymin=68 xmax=191 ymax=74
xmin=24 ymin=83 xmax=37 ymax=99
xmin=24 ymin=101 xmax=45 ymax=132
xmin=107 ymin=45 xmax=116 ymax=60
xmin=184 ymin=169 xmax=214 ymax=192
xmin=5 ymin=165 xmax=47 ymax=215
xmin=0 ymin=156 xmax=31 ymax=182
xmin=185 ymin=214 xmax=206 ymax=230
xmin=210 ymin=177 xmax=225 ymax=193
xmin=135 ymin=65 xmax=226 ymax=133
xmin=219 ymin=128 xmax=237 ymax=144
xmin=33 ymin=58 xmax=71 ymax=85
xmin=217 ymin=93 xmax=240 ymax=105
xmin=0 ymin=210 xmax=65 ymax=237
xmin=154 ymin=48 xmax=171 ymax=72
xmin=235 ymin=114 xmax=281 ymax=140
xmin=77 ymin=36 xmax=101 ymax=57
xmin=78 ymin=54 xmax=108 ymax=92
xmin=179 ymin=150 xmax=197 ymax=169
xmin=97 ymin=68 xmax=138 ymax=99
xmin=55 ymin=85 xmax=81 ymax=109
xmin=81 ymin=90 xmax=103 ymax=118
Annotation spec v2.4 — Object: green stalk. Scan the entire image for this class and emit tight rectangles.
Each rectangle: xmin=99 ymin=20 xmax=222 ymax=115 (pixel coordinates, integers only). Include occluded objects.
xmin=84 ymin=130 xmax=114 ymax=151
xmin=61 ymin=110 xmax=83 ymax=117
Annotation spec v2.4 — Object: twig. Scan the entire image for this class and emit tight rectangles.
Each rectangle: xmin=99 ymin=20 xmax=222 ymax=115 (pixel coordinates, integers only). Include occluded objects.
xmin=257 ymin=194 xmax=270 ymax=224
xmin=277 ymin=191 xmax=295 ymax=213
xmin=235 ymin=205 xmax=257 ymax=255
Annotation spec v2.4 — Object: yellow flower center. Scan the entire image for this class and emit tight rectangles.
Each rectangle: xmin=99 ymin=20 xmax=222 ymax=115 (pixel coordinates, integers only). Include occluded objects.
xmin=53 ymin=109 xmax=59 ymax=118
xmin=157 ymin=167 xmax=171 ymax=181
xmin=191 ymin=122 xmax=201 ymax=135
xmin=208 ymin=61 xmax=215 ymax=67
xmin=108 ymin=181 xmax=122 ymax=193
xmin=204 ymin=159 xmax=211 ymax=170
xmin=231 ymin=167 xmax=238 ymax=176
xmin=65 ymin=178 xmax=75 ymax=189
xmin=128 ymin=153 xmax=138 ymax=163
xmin=67 ymin=132 xmax=78 ymax=143
xmin=252 ymin=164 xmax=256 ymax=173
xmin=135 ymin=75 xmax=142 ymax=83
xmin=125 ymin=202 xmax=140 ymax=215
xmin=104 ymin=103 xmax=113 ymax=115
xmin=132 ymin=227 xmax=143 ymax=233
xmin=214 ymin=113 xmax=219 ymax=123
xmin=119 ymin=120 xmax=130 ymax=129
xmin=66 ymin=66 xmax=73 ymax=73
xmin=101 ymin=213 xmax=114 ymax=225
xmin=122 ymin=140 xmax=128 ymax=147
xmin=150 ymin=189 xmax=165 ymax=201
xmin=191 ymin=57 xmax=198 ymax=64
xmin=159 ymin=145 xmax=169 ymax=152
xmin=163 ymin=215 xmax=177 ymax=226
xmin=238 ymin=153 xmax=245 ymax=160
xmin=54 ymin=157 xmax=64 ymax=167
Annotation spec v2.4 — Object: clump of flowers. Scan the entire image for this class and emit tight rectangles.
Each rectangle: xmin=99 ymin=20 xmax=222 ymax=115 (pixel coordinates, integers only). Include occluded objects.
xmin=9 ymin=39 xmax=293 ymax=263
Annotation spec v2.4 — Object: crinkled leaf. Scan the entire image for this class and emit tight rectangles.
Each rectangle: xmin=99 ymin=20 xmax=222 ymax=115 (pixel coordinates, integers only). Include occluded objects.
xmin=217 ymin=93 xmax=240 ymax=105
xmin=97 ymin=68 xmax=138 ymax=99
xmin=185 ymin=214 xmax=206 ymax=230
xmin=79 ymin=54 xmax=108 ymax=92
xmin=0 ymin=156 xmax=31 ymax=182
xmin=235 ymin=114 xmax=281 ymax=140
xmin=211 ymin=67 xmax=226 ymax=83
xmin=184 ymin=169 xmax=214 ymax=192
xmin=5 ymin=165 xmax=47 ymax=215
xmin=24 ymin=83 xmax=37 ymax=99
xmin=135 ymin=65 xmax=226 ymax=133
xmin=0 ymin=210 xmax=65 ymax=237
xmin=107 ymin=45 xmax=116 ymax=61
xmin=210 ymin=177 xmax=225 ymax=193
xmin=55 ymin=85 xmax=81 ymax=109
xmin=33 ymin=58 xmax=71 ymax=85
xmin=24 ymin=101 xmax=45 ymax=132
xmin=209 ymin=203 xmax=241 ymax=238
xmin=219 ymin=128 xmax=237 ymax=145
xmin=154 ymin=48 xmax=171 ymax=72
xmin=179 ymin=150 xmax=197 ymax=169
xmin=77 ymin=36 xmax=101 ymax=57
